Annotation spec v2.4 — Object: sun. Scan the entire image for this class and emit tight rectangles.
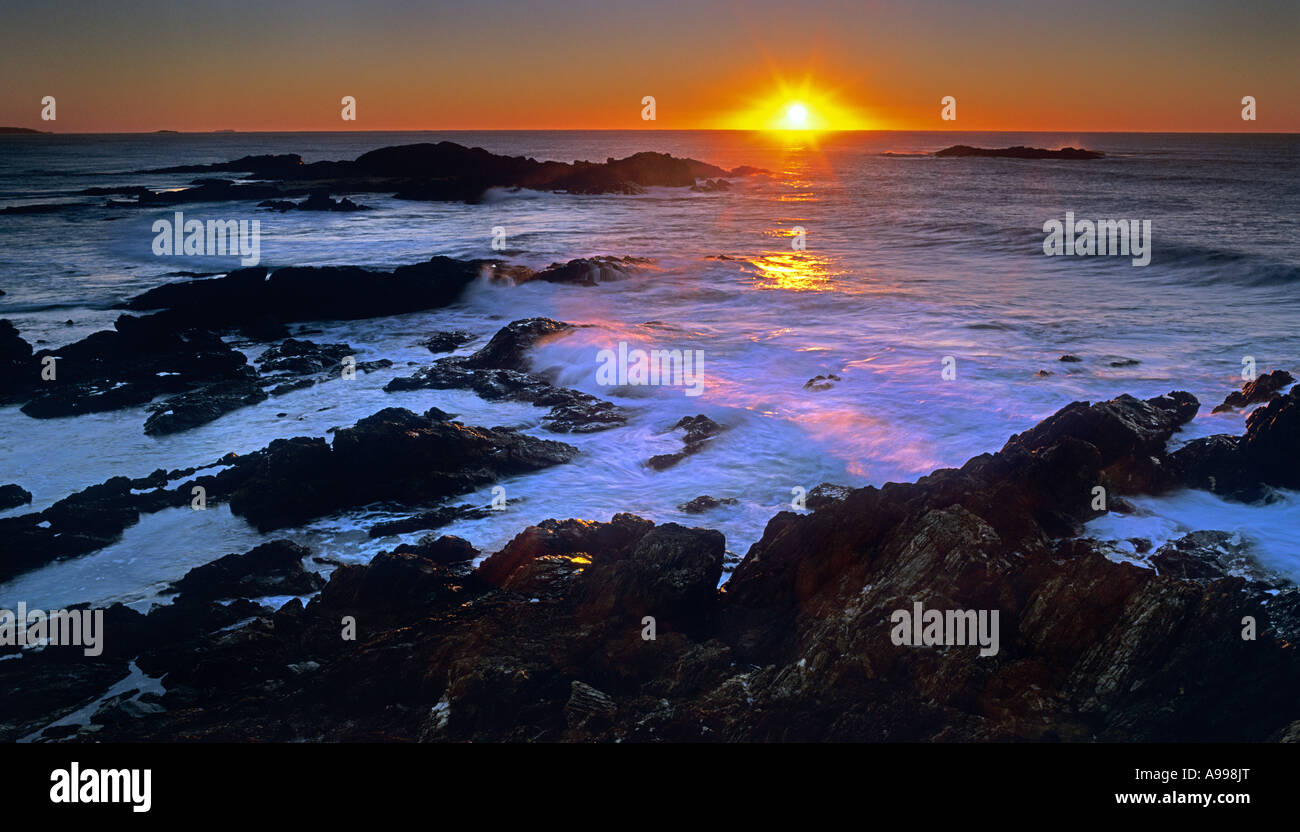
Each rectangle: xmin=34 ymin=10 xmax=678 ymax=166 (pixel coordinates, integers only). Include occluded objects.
xmin=716 ymin=76 xmax=870 ymax=131
xmin=785 ymin=103 xmax=809 ymax=129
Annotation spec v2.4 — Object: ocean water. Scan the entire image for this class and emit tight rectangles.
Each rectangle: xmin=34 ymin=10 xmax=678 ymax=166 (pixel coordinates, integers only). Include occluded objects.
xmin=1 ymin=130 xmax=1298 ymax=610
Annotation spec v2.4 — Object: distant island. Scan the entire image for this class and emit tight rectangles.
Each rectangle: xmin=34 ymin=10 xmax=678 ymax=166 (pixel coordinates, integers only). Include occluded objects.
xmin=0 ymin=127 xmax=49 ymax=134
xmin=935 ymin=144 xmax=1103 ymax=159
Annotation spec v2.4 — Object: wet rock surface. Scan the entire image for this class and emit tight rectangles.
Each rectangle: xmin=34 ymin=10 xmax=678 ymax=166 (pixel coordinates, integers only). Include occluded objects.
xmin=386 ymin=317 xmax=627 ymax=433
xmin=8 ymin=379 xmax=1300 ymax=743
xmin=1212 ymin=369 xmax=1294 ymax=413
xmin=647 ymin=415 xmax=728 ymax=470
xmin=0 ymin=483 xmax=33 ymax=510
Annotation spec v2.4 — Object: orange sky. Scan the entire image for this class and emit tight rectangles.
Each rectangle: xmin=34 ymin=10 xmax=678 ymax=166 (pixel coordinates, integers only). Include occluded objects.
xmin=1 ymin=0 xmax=1296 ymax=133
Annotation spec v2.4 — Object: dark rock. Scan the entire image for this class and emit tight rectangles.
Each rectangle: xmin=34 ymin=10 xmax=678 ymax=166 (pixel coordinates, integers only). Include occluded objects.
xmin=524 ymin=256 xmax=645 ymax=287
xmin=936 ymin=145 xmax=1103 ymax=160
xmin=1176 ymin=387 xmax=1300 ymax=499
xmin=1058 ymin=354 xmax=1082 ymax=363
xmin=806 ymin=483 xmax=853 ymax=510
xmin=421 ymin=330 xmax=475 ymax=353
xmin=170 ymin=540 xmax=324 ymax=602
xmin=0 ymin=483 xmax=32 ymax=510
xmin=367 ymin=503 xmax=488 ymax=538
xmin=119 ymin=257 xmax=483 ymax=331
xmin=196 ymin=407 xmax=577 ymax=531
xmin=647 ymin=415 xmax=728 ymax=470
xmin=18 ymin=321 xmax=250 ymax=419
xmin=143 ymin=379 xmax=269 ymax=435
xmin=1149 ymin=531 xmax=1288 ymax=586
xmin=122 ymin=142 xmax=757 ymax=205
xmin=395 ymin=534 xmax=479 ymax=564
xmin=678 ymin=495 xmax=738 ymax=514
xmin=565 ymin=681 xmax=616 ymax=731
xmin=1212 ymin=369 xmax=1294 ymax=413
xmin=386 ymin=318 xmax=626 ymax=433
xmin=803 ymin=373 xmax=841 ymax=391
xmin=257 ymin=339 xmax=352 ymax=375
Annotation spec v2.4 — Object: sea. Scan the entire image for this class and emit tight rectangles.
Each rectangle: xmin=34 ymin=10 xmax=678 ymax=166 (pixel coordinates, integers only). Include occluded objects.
xmin=1 ymin=130 xmax=1297 ymax=611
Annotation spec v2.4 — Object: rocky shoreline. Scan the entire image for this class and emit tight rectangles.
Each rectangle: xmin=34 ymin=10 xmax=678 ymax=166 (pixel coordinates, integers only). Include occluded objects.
xmin=2 ymin=370 xmax=1297 ymax=742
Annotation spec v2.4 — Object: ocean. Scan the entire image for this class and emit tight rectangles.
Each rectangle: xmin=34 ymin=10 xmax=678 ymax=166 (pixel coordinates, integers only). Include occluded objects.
xmin=1 ymin=129 xmax=1298 ymax=611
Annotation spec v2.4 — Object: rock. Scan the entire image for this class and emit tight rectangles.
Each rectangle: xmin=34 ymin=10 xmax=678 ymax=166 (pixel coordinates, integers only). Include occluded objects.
xmin=1212 ymin=369 xmax=1294 ymax=413
xmin=461 ymin=317 xmax=572 ymax=371
xmin=647 ymin=415 xmax=727 ymax=470
xmin=386 ymin=318 xmax=626 ymax=433
xmin=806 ymin=483 xmax=853 ymax=509
xmin=256 ymin=339 xmax=352 ymax=375
xmin=1149 ymin=531 xmax=1288 ymax=586
xmin=678 ymin=495 xmax=738 ymax=514
xmin=122 ymin=142 xmax=758 ymax=205
xmin=524 ymin=256 xmax=645 ymax=287
xmin=421 ymin=330 xmax=475 ymax=353
xmin=1109 ymin=358 xmax=1140 ymax=367
xmin=258 ymin=192 xmax=370 ymax=212
xmin=169 ymin=540 xmax=324 ymax=602
xmin=396 ymin=534 xmax=479 ymax=564
xmin=477 ymin=514 xmax=654 ymax=587
xmin=803 ymin=373 xmax=841 ymax=391
xmin=576 ymin=523 xmax=724 ymax=627
xmin=0 ymin=483 xmax=32 ymax=510
xmin=143 ymin=379 xmax=268 ymax=435
xmin=367 ymin=503 xmax=489 ymax=538
xmin=195 ymin=407 xmax=577 ymax=531
xmin=119 ymin=257 xmax=484 ymax=332
xmin=936 ymin=145 xmax=1103 ymax=159
xmin=1058 ymin=354 xmax=1082 ymax=363
xmin=18 ymin=385 xmax=1300 ymax=745
xmin=17 ymin=321 xmax=250 ymax=419
xmin=1175 ymin=386 xmax=1300 ymax=498
xmin=0 ymin=320 xmax=34 ymax=399
xmin=690 ymin=178 xmax=731 ymax=192
xmin=565 ymin=681 xmax=616 ymax=730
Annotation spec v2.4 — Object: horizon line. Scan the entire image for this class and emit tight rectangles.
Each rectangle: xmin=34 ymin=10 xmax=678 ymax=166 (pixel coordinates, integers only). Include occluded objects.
xmin=4 ymin=128 xmax=1298 ymax=136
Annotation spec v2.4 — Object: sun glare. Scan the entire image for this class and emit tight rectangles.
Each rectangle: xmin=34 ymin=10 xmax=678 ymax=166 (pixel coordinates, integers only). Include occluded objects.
xmin=717 ymin=77 xmax=869 ymax=131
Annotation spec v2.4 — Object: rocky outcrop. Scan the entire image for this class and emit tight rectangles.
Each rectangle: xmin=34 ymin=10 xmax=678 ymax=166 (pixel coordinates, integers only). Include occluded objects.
xmin=1175 ymin=384 xmax=1300 ymax=499
xmin=169 ymin=540 xmax=324 ymax=602
xmin=119 ymin=257 xmax=484 ymax=331
xmin=386 ymin=318 xmax=627 ymax=433
xmin=1212 ymin=369 xmax=1294 ymax=413
xmin=189 ymin=407 xmax=577 ymax=531
xmin=119 ymin=142 xmax=760 ymax=205
xmin=12 ymin=386 xmax=1300 ymax=744
xmin=647 ymin=415 xmax=728 ymax=470
xmin=936 ymin=145 xmax=1103 ymax=160
xmin=0 ymin=483 xmax=32 ymax=510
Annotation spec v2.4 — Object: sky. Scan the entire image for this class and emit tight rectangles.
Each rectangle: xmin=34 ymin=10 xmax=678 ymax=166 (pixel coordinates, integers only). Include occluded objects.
xmin=1 ymin=0 xmax=1296 ymax=132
